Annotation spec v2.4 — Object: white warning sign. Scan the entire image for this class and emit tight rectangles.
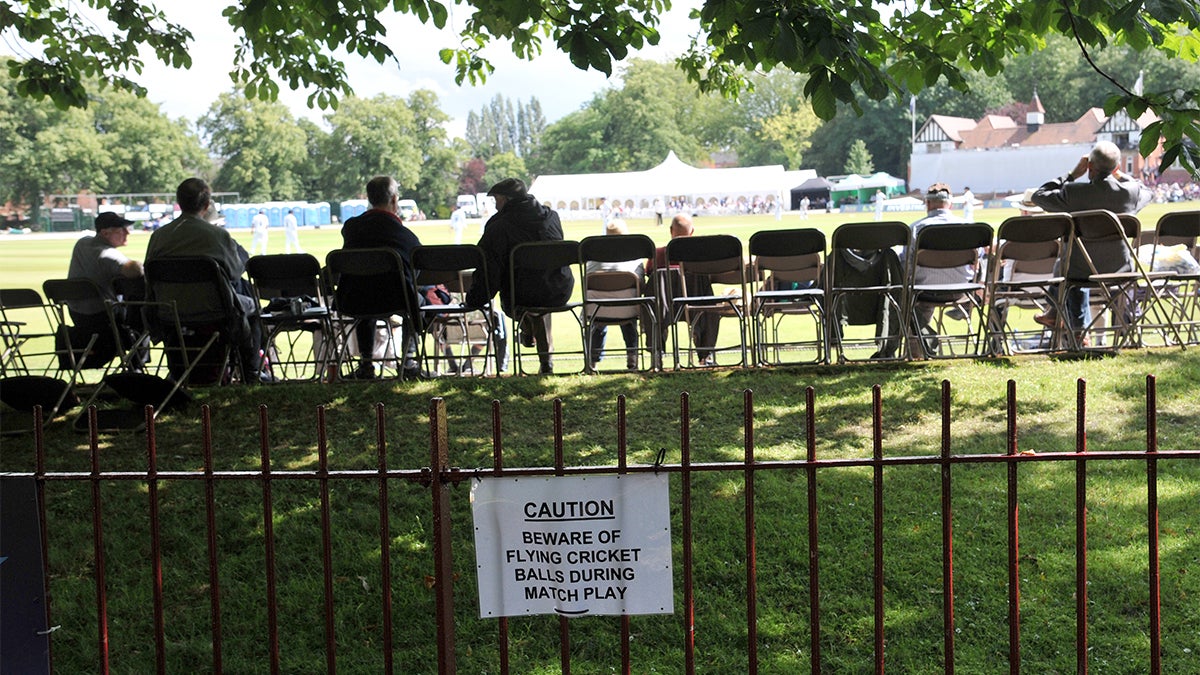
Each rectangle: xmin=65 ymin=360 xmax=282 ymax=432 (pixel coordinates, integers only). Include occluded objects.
xmin=471 ymin=474 xmax=673 ymax=618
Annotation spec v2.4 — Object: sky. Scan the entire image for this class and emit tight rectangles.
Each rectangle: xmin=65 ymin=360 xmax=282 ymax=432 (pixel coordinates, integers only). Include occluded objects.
xmin=121 ymin=1 xmax=704 ymax=137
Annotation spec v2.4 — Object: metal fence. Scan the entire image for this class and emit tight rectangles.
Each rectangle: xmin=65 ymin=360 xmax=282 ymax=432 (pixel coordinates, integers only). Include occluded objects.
xmin=9 ymin=375 xmax=1199 ymax=674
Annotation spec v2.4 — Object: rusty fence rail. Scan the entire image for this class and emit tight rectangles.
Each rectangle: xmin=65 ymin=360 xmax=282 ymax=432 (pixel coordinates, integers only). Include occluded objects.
xmin=12 ymin=375 xmax=1199 ymax=674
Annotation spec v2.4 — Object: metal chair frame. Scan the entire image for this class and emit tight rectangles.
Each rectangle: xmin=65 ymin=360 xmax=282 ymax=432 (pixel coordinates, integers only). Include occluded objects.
xmin=579 ymin=234 xmax=660 ymax=373
xmin=748 ymin=228 xmax=827 ymax=366
xmin=664 ymin=234 xmax=749 ymax=369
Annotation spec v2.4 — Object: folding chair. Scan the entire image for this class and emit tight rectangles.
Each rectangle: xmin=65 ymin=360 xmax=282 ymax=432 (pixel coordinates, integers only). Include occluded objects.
xmin=579 ymin=234 xmax=660 ymax=372
xmin=411 ymin=245 xmax=502 ymax=377
xmin=1 ymin=288 xmax=58 ymax=377
xmin=1064 ymin=210 xmax=1181 ymax=351
xmin=748 ymin=228 xmax=826 ymax=365
xmin=825 ymin=221 xmax=910 ymax=363
xmin=984 ymin=214 xmax=1074 ymax=355
xmin=664 ymin=234 xmax=748 ymax=369
xmin=246 ymin=254 xmax=334 ymax=381
xmin=508 ymin=240 xmax=585 ymax=375
xmin=1142 ymin=210 xmax=1200 ymax=346
xmin=144 ymin=256 xmax=252 ymax=386
xmin=904 ymin=222 xmax=993 ymax=359
xmin=0 ymin=287 xmax=81 ymax=434
xmin=325 ymin=248 xmax=419 ymax=380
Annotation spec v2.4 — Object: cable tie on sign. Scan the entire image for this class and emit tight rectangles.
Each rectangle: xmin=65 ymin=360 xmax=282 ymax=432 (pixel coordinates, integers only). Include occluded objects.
xmin=653 ymin=448 xmax=667 ymax=473
xmin=37 ymin=625 xmax=61 ymax=635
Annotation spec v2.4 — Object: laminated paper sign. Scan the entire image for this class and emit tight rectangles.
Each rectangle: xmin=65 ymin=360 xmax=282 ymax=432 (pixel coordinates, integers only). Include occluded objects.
xmin=471 ymin=474 xmax=673 ymax=618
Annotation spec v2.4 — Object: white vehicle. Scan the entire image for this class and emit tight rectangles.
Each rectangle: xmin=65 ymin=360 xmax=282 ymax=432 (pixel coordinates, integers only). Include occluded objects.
xmin=475 ymin=193 xmax=496 ymax=218
xmin=397 ymin=199 xmax=421 ymax=221
xmin=456 ymin=194 xmax=480 ymax=218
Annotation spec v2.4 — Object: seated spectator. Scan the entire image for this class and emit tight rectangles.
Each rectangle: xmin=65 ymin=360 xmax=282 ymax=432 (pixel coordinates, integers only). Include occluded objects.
xmin=145 ymin=177 xmax=270 ymax=382
xmin=904 ymin=183 xmax=977 ymax=350
xmin=465 ymin=178 xmax=573 ymax=375
xmin=65 ymin=211 xmax=146 ymax=365
xmin=649 ymin=214 xmax=720 ymax=365
xmin=338 ymin=176 xmax=424 ymax=380
xmin=585 ymin=218 xmax=643 ymax=370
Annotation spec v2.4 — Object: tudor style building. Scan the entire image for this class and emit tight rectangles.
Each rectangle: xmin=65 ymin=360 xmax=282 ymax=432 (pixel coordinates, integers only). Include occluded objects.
xmin=909 ymin=93 xmax=1168 ymax=196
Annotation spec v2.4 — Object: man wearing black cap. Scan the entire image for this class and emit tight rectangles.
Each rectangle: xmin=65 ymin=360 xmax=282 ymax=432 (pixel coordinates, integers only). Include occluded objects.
xmin=466 ymin=177 xmax=573 ymax=374
xmin=65 ymin=211 xmax=145 ymax=361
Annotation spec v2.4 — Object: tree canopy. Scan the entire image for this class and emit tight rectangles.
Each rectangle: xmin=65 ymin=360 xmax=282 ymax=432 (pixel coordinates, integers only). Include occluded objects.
xmin=5 ymin=1 xmax=1200 ymax=171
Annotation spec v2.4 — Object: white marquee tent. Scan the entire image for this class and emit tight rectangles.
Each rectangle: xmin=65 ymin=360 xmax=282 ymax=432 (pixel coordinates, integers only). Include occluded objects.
xmin=528 ymin=152 xmax=816 ymax=217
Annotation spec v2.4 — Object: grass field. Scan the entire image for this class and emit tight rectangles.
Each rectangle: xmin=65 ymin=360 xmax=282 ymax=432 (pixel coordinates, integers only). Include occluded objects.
xmin=4 ymin=204 xmax=1200 ymax=672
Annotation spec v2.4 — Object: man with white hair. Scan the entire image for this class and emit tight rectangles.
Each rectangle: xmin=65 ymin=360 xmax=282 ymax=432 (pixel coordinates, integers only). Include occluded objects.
xmin=1030 ymin=140 xmax=1153 ymax=342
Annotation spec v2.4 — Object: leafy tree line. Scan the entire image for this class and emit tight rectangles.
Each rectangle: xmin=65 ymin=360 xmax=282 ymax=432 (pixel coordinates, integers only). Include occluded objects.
xmin=6 ymin=0 xmax=1199 ymax=174
xmin=5 ymin=36 xmax=1200 ymax=221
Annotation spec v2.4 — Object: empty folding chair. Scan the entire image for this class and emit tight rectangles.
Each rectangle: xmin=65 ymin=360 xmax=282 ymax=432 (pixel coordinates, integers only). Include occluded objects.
xmin=985 ymin=214 xmax=1074 ymax=355
xmin=411 ymin=244 xmax=503 ymax=376
xmin=325 ymin=248 xmax=420 ymax=380
xmin=0 ymin=287 xmax=80 ymax=434
xmin=825 ymin=221 xmax=910 ymax=363
xmin=904 ymin=222 xmax=993 ymax=359
xmin=664 ymin=234 xmax=748 ymax=369
xmin=508 ymin=240 xmax=585 ymax=375
xmin=748 ymin=228 xmax=826 ymax=365
xmin=246 ymin=253 xmax=334 ymax=381
xmin=1142 ymin=210 xmax=1200 ymax=346
xmin=579 ymin=234 xmax=660 ymax=372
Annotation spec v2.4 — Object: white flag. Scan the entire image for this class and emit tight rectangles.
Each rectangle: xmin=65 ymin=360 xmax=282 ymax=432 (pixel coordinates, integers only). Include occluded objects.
xmin=1134 ymin=70 xmax=1144 ymax=96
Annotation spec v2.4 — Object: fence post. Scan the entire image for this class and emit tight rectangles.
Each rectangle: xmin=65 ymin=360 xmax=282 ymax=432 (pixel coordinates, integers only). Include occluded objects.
xmin=430 ymin=398 xmax=456 ymax=674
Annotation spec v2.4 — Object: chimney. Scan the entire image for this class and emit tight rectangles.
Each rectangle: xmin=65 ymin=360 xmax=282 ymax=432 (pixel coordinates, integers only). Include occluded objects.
xmin=1026 ymin=90 xmax=1045 ymax=132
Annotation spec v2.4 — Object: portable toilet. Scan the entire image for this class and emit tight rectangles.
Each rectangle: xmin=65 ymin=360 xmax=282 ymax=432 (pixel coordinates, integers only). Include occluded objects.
xmin=267 ymin=204 xmax=283 ymax=228
xmin=303 ymin=204 xmax=319 ymax=227
xmin=317 ymin=202 xmax=331 ymax=226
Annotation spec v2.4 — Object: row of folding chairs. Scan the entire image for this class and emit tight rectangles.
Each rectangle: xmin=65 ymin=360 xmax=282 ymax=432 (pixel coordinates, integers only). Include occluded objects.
xmin=4 ymin=208 xmax=1196 ymax=431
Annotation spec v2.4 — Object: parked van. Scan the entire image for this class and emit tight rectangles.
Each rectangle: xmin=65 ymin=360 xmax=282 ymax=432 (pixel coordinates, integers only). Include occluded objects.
xmin=397 ymin=199 xmax=421 ymax=221
xmin=456 ymin=194 xmax=480 ymax=217
xmin=475 ymin=193 xmax=496 ymax=218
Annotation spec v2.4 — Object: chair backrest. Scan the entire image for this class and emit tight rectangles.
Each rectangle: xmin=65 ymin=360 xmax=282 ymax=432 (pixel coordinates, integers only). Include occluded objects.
xmin=246 ymin=254 xmax=324 ymax=300
xmin=1 ymin=288 xmax=47 ymax=311
xmin=912 ymin=222 xmax=993 ymax=271
xmin=584 ymin=270 xmax=643 ymax=320
xmin=42 ymin=278 xmax=107 ymax=307
xmin=579 ymin=234 xmax=656 ymax=267
xmin=412 ymin=245 xmax=488 ymax=297
xmin=830 ymin=221 xmax=910 ymax=252
xmin=144 ymin=257 xmax=240 ymax=326
xmin=749 ymin=228 xmax=825 ymax=289
xmin=995 ymin=213 xmax=1073 ymax=245
xmin=666 ymin=234 xmax=745 ymax=286
xmin=1155 ymin=210 xmax=1200 ymax=247
xmin=1069 ymin=210 xmax=1135 ymax=277
xmin=325 ymin=248 xmax=414 ymax=319
xmin=508 ymin=240 xmax=579 ymax=310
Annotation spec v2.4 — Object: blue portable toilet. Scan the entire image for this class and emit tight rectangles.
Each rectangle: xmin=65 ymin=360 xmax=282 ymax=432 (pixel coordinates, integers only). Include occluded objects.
xmin=317 ymin=202 xmax=331 ymax=226
xmin=267 ymin=205 xmax=283 ymax=228
xmin=224 ymin=205 xmax=245 ymax=229
xmin=303 ymin=204 xmax=319 ymax=227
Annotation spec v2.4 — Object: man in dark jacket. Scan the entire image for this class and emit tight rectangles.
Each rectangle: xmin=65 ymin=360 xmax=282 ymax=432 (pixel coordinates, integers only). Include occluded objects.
xmin=338 ymin=176 xmax=423 ymax=379
xmin=1031 ymin=140 xmax=1152 ymax=340
xmin=466 ymin=178 xmax=573 ymax=374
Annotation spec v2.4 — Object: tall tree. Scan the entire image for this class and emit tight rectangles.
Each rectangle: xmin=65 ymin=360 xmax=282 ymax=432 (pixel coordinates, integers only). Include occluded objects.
xmin=92 ymin=90 xmax=210 ymax=193
xmin=407 ymin=89 xmax=463 ymax=218
xmin=844 ymin=139 xmax=875 ymax=176
xmin=320 ymin=94 xmax=422 ymax=202
xmin=199 ymin=92 xmax=306 ymax=201
xmin=481 ymin=152 xmax=528 ymax=189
